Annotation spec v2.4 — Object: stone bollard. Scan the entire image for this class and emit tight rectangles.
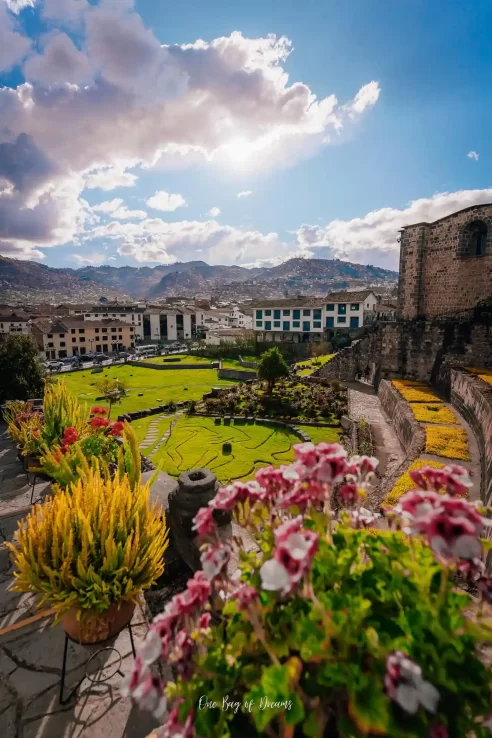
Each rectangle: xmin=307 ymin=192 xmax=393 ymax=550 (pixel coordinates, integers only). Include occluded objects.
xmin=167 ymin=469 xmax=231 ymax=573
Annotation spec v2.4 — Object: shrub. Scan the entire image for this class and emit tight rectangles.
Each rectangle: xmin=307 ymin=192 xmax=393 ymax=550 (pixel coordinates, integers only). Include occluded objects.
xmin=0 ymin=334 xmax=45 ymax=405
xmin=126 ymin=448 xmax=492 ymax=738
xmin=424 ymin=426 xmax=470 ymax=461
xmin=410 ymin=403 xmax=458 ymax=425
xmin=258 ymin=347 xmax=289 ymax=392
xmin=7 ymin=465 xmax=168 ymax=619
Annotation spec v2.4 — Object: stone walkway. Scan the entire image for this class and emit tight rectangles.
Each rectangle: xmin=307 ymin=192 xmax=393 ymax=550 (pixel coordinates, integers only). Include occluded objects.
xmin=139 ymin=413 xmax=181 ymax=454
xmin=0 ymin=426 xmax=159 ymax=738
xmin=347 ymin=381 xmax=405 ymax=482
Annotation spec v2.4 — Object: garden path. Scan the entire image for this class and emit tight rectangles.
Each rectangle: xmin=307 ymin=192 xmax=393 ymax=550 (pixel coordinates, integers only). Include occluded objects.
xmin=347 ymin=381 xmax=405 ymax=484
xmin=139 ymin=413 xmax=182 ymax=454
xmin=0 ymin=426 xmax=160 ymax=738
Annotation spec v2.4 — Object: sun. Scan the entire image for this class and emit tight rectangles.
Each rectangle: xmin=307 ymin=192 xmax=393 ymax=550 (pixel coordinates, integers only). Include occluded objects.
xmin=224 ymin=138 xmax=251 ymax=164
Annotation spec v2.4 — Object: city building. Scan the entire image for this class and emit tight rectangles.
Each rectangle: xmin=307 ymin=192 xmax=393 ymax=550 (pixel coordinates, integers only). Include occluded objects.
xmin=252 ymin=298 xmax=326 ymax=343
xmin=143 ymin=307 xmax=204 ymax=342
xmin=31 ymin=317 xmax=135 ymax=359
xmin=205 ymin=328 xmax=252 ymax=346
xmin=324 ymin=291 xmax=377 ymax=329
xmin=68 ymin=304 xmax=145 ymax=340
xmin=0 ymin=310 xmax=31 ymax=337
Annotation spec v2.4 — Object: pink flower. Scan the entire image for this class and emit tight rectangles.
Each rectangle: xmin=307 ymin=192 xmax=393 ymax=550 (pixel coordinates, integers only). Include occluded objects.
xmin=90 ymin=405 xmax=108 ymax=416
xmin=200 ymin=544 xmax=230 ymax=581
xmin=62 ymin=426 xmax=79 ymax=445
xmin=162 ymin=705 xmax=195 ymax=738
xmin=261 ymin=528 xmax=319 ymax=596
xmin=192 ymin=506 xmax=216 ymax=536
xmin=186 ymin=570 xmax=212 ymax=605
xmin=396 ymin=490 xmax=441 ymax=519
xmin=274 ymin=516 xmax=303 ymax=543
xmin=90 ymin=416 xmax=111 ymax=429
xmin=199 ymin=612 xmax=211 ymax=629
xmin=120 ymin=658 xmax=167 ymax=720
xmin=429 ymin=725 xmax=448 ymax=738
xmin=442 ymin=464 xmax=473 ymax=496
xmin=292 ymin=442 xmax=318 ymax=468
xmin=349 ymin=507 xmax=380 ymax=529
xmin=233 ymin=584 xmax=259 ymax=609
xmin=339 ymin=483 xmax=359 ymax=507
xmin=385 ymin=650 xmax=439 ymax=715
xmin=108 ymin=421 xmax=124 ymax=436
xmin=477 ymin=577 xmax=492 ymax=604
xmin=423 ymin=512 xmax=482 ymax=560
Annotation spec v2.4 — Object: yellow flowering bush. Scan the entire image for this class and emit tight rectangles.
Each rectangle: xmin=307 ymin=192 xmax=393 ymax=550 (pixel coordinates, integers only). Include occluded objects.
xmin=391 ymin=380 xmax=440 ymax=403
xmin=383 ymin=459 xmax=445 ymax=506
xmin=7 ymin=466 xmax=168 ymax=619
xmin=465 ymin=367 xmax=492 ymax=386
xmin=409 ymin=402 xmax=457 ymax=424
xmin=424 ymin=425 xmax=470 ymax=461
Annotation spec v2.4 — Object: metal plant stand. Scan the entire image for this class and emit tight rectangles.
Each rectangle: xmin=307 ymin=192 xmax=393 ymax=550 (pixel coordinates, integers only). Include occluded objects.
xmin=59 ymin=622 xmax=137 ymax=705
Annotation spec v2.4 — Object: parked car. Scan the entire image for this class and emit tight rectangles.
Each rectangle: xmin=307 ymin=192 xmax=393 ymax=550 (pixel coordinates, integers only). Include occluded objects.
xmin=45 ymin=361 xmax=63 ymax=371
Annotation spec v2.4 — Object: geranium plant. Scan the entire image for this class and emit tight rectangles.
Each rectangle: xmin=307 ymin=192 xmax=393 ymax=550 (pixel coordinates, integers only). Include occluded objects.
xmin=124 ymin=444 xmax=492 ymax=738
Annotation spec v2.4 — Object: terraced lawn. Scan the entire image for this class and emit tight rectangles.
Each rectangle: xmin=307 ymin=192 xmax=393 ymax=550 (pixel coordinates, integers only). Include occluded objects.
xmin=297 ymin=354 xmax=335 ymax=376
xmin=296 ymin=425 xmax=341 ymax=445
xmin=62 ymin=364 xmax=237 ymax=415
xmin=151 ymin=416 xmax=297 ymax=482
xmin=141 ymin=354 xmax=257 ymax=372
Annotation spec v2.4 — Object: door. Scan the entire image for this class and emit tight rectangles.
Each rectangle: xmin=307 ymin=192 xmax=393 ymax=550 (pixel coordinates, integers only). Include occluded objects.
xmin=350 ymin=316 xmax=359 ymax=328
xmin=103 ymin=344 xmax=108 ymax=353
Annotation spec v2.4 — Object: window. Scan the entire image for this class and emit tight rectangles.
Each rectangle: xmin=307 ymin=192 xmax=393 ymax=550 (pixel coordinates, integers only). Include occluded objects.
xmin=265 ymin=309 xmax=272 ymax=316
xmin=283 ymin=321 xmax=290 ymax=331
xmin=85 ymin=314 xmax=90 ymax=317
xmin=102 ymin=328 xmax=107 ymax=333
xmin=338 ymin=316 xmax=346 ymax=323
xmin=47 ymin=342 xmax=54 ymax=348
xmin=350 ymin=304 xmax=359 ymax=311
xmin=59 ymin=333 xmax=65 ymax=338
xmin=72 ymin=337 xmax=77 ymax=342
xmin=326 ymin=304 xmax=334 ymax=311
xmin=293 ymin=321 xmax=300 ymax=328
xmin=256 ymin=310 xmax=263 ymax=319
xmin=60 ymin=342 xmax=66 ymax=347
xmin=264 ymin=321 xmax=272 ymax=330
xmin=283 ymin=309 xmax=290 ymax=316
xmin=303 ymin=309 xmax=311 ymax=316
xmin=256 ymin=321 xmax=262 ymax=327
xmin=313 ymin=309 xmax=322 ymax=320
xmin=273 ymin=309 xmax=281 ymax=320
xmin=79 ymin=337 xmax=85 ymax=343
xmin=326 ymin=317 xmax=334 ymax=328
xmin=120 ymin=314 xmax=125 ymax=317
xmin=95 ymin=328 xmax=99 ymax=333
xmin=79 ymin=328 xmax=85 ymax=334
xmin=293 ymin=309 xmax=300 ymax=320
xmin=302 ymin=321 xmax=310 ymax=332
xmin=460 ymin=220 xmax=488 ymax=258
xmin=47 ymin=333 xmax=53 ymax=338
xmin=338 ymin=304 xmax=347 ymax=314
xmin=273 ymin=321 xmax=281 ymax=328
xmin=71 ymin=329 xmax=76 ymax=334
xmin=313 ymin=321 xmax=321 ymax=329
xmin=111 ymin=328 xmax=117 ymax=332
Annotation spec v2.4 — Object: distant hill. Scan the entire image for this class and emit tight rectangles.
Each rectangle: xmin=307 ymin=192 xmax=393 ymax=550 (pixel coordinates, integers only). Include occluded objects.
xmin=0 ymin=255 xmax=397 ymax=303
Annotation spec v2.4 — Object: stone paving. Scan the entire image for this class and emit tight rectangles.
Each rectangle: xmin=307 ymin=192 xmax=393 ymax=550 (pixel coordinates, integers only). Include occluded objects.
xmin=0 ymin=426 xmax=159 ymax=738
xmin=347 ymin=381 xmax=405 ymax=482
xmin=139 ymin=413 xmax=181 ymax=455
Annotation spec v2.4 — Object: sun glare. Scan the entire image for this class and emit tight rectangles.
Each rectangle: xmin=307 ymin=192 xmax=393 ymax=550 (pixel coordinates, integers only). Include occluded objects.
xmin=224 ymin=138 xmax=251 ymax=164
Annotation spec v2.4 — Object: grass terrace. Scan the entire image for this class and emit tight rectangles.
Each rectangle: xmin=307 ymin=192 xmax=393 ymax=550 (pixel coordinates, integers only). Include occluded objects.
xmin=296 ymin=354 xmax=335 ymax=376
xmin=464 ymin=367 xmax=492 ymax=386
xmin=62 ymin=364 xmax=237 ymax=415
xmin=141 ymin=354 xmax=257 ymax=371
xmin=149 ymin=415 xmax=340 ymax=483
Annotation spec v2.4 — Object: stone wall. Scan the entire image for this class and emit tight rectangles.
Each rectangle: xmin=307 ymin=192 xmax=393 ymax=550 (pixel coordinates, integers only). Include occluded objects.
xmin=238 ymin=355 xmax=258 ymax=369
xmin=449 ymin=370 xmax=492 ymax=506
xmin=316 ymin=319 xmax=492 ymax=385
xmin=399 ymin=203 xmax=492 ymax=320
xmin=217 ymin=368 xmax=257 ymax=381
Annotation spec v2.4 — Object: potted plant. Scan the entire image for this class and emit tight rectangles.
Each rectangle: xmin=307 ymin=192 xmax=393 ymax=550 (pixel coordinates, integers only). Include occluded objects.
xmin=124 ymin=446 xmax=492 ymax=737
xmin=7 ymin=465 xmax=168 ymax=644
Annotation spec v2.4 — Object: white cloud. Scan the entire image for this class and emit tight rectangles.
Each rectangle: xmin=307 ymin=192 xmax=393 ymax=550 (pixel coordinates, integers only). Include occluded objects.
xmin=208 ymin=206 xmax=221 ymax=217
xmin=0 ymin=2 xmax=31 ymax=72
xmin=92 ymin=198 xmax=124 ymax=213
xmin=3 ymin=0 xmax=35 ymax=13
xmin=0 ymin=0 xmax=380 ymax=259
xmin=467 ymin=151 xmax=479 ymax=161
xmin=237 ymin=190 xmax=253 ymax=199
xmin=84 ymin=168 xmax=138 ymax=191
xmin=73 ymin=251 xmax=107 ymax=266
xmin=111 ymin=205 xmax=147 ymax=220
xmin=296 ymin=188 xmax=492 ymax=270
xmin=146 ymin=190 xmax=187 ymax=211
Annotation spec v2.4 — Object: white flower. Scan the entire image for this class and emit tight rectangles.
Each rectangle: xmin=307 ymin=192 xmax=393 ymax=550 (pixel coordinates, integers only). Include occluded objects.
xmin=140 ymin=629 xmax=163 ymax=666
xmin=201 ymin=545 xmax=230 ymax=580
xmin=260 ymin=558 xmax=290 ymax=592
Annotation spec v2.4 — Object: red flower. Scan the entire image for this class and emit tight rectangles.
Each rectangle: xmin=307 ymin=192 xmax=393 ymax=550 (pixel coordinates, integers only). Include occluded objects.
xmin=90 ymin=405 xmax=108 ymax=416
xmin=108 ymin=421 xmax=124 ymax=437
xmin=62 ymin=426 xmax=79 ymax=445
xmin=90 ymin=416 xmax=111 ymax=429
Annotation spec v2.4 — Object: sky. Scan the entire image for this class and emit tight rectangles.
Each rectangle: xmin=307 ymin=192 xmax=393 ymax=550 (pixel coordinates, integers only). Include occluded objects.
xmin=0 ymin=0 xmax=491 ymax=272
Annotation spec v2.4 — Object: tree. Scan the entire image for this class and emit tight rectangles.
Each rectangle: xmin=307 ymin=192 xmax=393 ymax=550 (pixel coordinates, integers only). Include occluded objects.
xmin=96 ymin=377 xmax=129 ymax=418
xmin=257 ymin=346 xmax=289 ymax=392
xmin=0 ymin=334 xmax=46 ymax=405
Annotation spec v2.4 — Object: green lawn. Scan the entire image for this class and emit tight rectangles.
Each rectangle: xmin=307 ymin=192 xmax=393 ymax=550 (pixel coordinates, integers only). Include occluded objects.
xmin=297 ymin=425 xmax=341 ymax=445
xmin=62 ymin=364 xmax=237 ymax=415
xmin=142 ymin=354 xmax=215 ymax=365
xmin=297 ymin=354 xmax=335 ymax=376
xmin=151 ymin=416 xmax=296 ymax=482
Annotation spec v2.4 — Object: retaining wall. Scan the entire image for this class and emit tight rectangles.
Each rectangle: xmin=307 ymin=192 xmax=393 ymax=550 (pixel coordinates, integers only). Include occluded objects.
xmin=128 ymin=360 xmax=219 ymax=370
xmin=238 ymin=355 xmax=258 ymax=369
xmin=450 ymin=370 xmax=492 ymax=506
xmin=217 ymin=368 xmax=257 ymax=381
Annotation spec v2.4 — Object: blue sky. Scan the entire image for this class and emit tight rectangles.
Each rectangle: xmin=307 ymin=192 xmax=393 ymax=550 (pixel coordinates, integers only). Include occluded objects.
xmin=1 ymin=0 xmax=491 ymax=272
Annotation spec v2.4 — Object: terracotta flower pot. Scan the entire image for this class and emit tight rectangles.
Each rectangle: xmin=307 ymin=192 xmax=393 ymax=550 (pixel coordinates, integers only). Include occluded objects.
xmin=61 ymin=600 xmax=135 ymax=645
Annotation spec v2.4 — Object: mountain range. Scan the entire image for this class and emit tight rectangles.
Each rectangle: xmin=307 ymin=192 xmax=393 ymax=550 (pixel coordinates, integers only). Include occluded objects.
xmin=0 ymin=255 xmax=397 ymax=304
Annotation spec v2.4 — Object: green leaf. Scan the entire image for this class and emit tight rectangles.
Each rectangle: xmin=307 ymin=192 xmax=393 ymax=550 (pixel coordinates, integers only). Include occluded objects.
xmin=348 ymin=679 xmax=390 ymax=736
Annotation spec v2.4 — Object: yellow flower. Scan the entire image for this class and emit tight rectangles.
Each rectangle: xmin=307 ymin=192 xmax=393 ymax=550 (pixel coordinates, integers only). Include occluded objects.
xmin=392 ymin=380 xmax=440 ymax=403
xmin=384 ymin=459 xmax=446 ymax=507
xmin=424 ymin=426 xmax=470 ymax=461
xmin=409 ymin=403 xmax=457 ymax=425
xmin=465 ymin=367 xmax=492 ymax=386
